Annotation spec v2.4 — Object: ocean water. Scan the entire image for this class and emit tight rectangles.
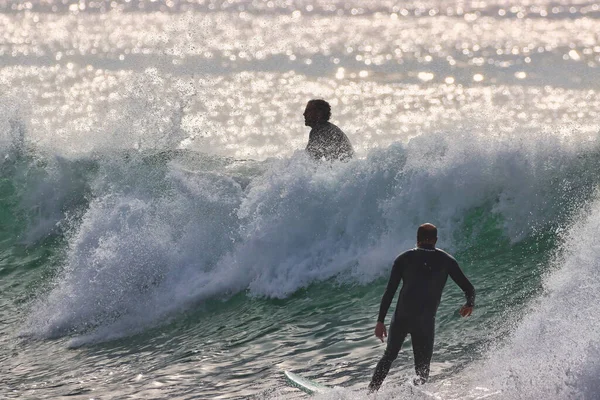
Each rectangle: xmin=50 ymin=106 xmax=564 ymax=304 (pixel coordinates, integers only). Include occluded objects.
xmin=1 ymin=0 xmax=600 ymax=399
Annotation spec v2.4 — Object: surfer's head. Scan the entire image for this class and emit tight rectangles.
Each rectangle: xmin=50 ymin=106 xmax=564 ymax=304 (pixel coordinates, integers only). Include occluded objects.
xmin=417 ymin=223 xmax=437 ymax=247
xmin=304 ymin=99 xmax=331 ymax=127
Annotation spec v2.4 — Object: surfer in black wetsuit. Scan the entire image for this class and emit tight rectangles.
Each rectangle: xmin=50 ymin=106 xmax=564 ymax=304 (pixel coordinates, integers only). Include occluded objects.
xmin=303 ymin=99 xmax=354 ymax=161
xmin=368 ymin=223 xmax=475 ymax=391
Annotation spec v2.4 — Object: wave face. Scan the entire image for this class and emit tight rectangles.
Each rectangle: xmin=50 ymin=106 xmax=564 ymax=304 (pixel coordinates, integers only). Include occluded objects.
xmin=14 ymin=126 xmax=599 ymax=346
xmin=463 ymin=197 xmax=600 ymax=400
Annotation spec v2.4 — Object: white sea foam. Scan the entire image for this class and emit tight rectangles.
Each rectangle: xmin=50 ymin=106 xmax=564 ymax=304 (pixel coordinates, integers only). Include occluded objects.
xmin=23 ymin=126 xmax=600 ymax=347
xmin=0 ymin=95 xmax=27 ymax=160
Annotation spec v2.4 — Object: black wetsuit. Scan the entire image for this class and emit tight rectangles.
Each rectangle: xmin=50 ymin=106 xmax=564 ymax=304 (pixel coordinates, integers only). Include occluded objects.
xmin=305 ymin=121 xmax=354 ymax=161
xmin=369 ymin=245 xmax=475 ymax=390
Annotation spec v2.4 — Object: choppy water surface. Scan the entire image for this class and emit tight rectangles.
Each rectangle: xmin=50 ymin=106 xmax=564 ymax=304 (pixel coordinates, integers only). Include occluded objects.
xmin=1 ymin=1 xmax=600 ymax=399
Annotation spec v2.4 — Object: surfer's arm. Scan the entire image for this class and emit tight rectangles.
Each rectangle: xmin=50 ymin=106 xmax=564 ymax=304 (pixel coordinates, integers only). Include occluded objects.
xmin=448 ymin=260 xmax=475 ymax=309
xmin=376 ymin=257 xmax=403 ymax=323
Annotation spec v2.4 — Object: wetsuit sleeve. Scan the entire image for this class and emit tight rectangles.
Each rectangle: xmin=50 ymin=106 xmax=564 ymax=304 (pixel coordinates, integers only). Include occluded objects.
xmin=448 ymin=259 xmax=475 ymax=307
xmin=377 ymin=257 xmax=403 ymax=323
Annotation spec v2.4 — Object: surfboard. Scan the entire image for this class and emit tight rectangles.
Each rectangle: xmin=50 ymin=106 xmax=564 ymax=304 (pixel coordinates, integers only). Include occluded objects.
xmin=284 ymin=370 xmax=443 ymax=398
xmin=284 ymin=371 xmax=330 ymax=395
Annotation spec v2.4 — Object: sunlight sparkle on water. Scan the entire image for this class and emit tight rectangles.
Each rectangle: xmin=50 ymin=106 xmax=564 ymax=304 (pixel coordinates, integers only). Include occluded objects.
xmin=1 ymin=0 xmax=599 ymax=160
xmin=418 ymin=72 xmax=434 ymax=82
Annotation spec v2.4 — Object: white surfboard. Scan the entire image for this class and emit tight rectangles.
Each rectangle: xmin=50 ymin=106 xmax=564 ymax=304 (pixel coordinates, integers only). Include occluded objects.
xmin=284 ymin=370 xmax=450 ymax=398
xmin=284 ymin=371 xmax=331 ymax=395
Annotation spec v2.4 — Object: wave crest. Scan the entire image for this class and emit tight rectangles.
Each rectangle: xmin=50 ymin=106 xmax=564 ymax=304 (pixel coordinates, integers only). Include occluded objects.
xmin=22 ymin=128 xmax=600 ymax=344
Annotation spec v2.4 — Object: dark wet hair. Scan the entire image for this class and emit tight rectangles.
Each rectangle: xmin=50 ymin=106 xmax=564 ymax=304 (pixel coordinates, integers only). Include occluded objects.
xmin=417 ymin=223 xmax=437 ymax=242
xmin=308 ymin=99 xmax=331 ymax=121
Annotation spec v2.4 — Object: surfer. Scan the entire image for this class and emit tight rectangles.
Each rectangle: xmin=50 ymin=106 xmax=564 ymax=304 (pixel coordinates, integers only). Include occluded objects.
xmin=368 ymin=223 xmax=475 ymax=391
xmin=303 ymin=99 xmax=354 ymax=161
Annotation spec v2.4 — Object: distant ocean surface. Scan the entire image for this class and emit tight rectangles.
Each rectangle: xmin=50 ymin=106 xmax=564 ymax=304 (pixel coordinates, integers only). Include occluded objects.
xmin=1 ymin=1 xmax=600 ymax=399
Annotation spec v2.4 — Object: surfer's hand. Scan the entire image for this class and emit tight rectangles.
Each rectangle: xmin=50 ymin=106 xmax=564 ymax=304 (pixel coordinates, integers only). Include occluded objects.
xmin=374 ymin=322 xmax=387 ymax=342
xmin=459 ymin=305 xmax=473 ymax=317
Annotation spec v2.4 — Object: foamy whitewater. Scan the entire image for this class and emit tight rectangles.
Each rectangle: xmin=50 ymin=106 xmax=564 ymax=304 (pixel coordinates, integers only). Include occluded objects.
xmin=1 ymin=1 xmax=600 ymax=399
